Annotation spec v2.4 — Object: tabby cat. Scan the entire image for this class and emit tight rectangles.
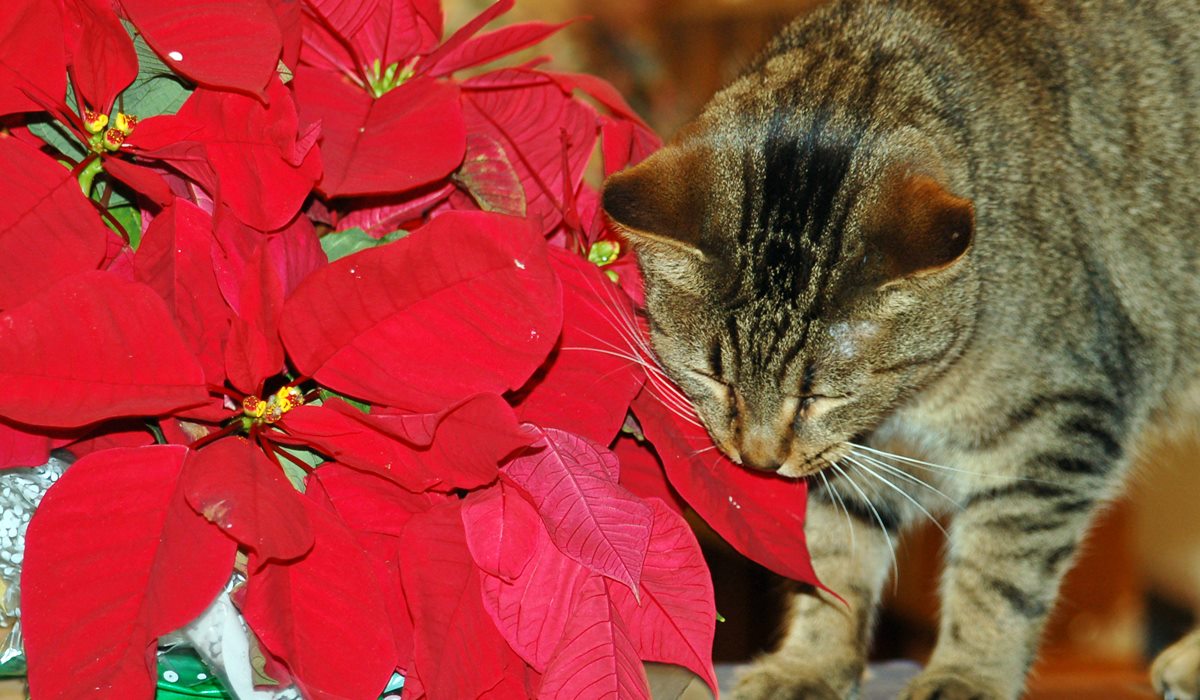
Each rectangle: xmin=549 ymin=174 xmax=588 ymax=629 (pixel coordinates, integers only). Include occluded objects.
xmin=601 ymin=0 xmax=1200 ymax=697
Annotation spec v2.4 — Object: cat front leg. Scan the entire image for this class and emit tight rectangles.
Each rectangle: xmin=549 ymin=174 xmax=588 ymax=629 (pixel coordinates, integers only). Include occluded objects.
xmin=901 ymin=453 xmax=1116 ymax=700
xmin=733 ymin=490 xmax=896 ymax=700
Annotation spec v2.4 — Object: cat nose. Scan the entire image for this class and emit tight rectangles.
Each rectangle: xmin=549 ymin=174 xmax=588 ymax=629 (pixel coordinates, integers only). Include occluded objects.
xmin=738 ymin=427 xmax=789 ymax=471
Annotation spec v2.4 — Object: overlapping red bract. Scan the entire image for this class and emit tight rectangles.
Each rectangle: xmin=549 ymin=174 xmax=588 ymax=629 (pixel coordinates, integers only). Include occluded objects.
xmin=2 ymin=1 xmax=819 ymax=697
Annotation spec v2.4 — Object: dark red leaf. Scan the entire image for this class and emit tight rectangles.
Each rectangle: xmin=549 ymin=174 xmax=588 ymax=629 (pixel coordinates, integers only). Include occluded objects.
xmin=517 ymin=248 xmax=646 ymax=444
xmin=61 ymin=420 xmax=156 ymax=460
xmin=0 ymin=272 xmax=207 ymax=428
xmin=462 ymin=70 xmax=597 ymax=234
xmin=503 ymin=427 xmax=651 ymax=595
xmin=62 ymin=0 xmax=137 ymax=113
xmin=242 ymin=499 xmax=398 ymax=700
xmin=538 ymin=574 xmax=650 ymax=700
xmin=335 ymin=183 xmax=456 ymax=237
xmin=631 ymin=387 xmax=822 ymax=587
xmin=426 ymin=20 xmax=572 ymax=77
xmin=306 ymin=463 xmax=448 ymax=537
xmin=295 ymin=68 xmax=465 ymax=198
xmin=399 ymin=502 xmax=527 ymax=700
xmin=23 ymin=446 xmax=237 ymax=698
xmin=614 ymin=436 xmax=685 ymax=516
xmin=608 ymin=499 xmax=717 ymax=694
xmin=133 ymin=199 xmax=233 ymax=386
xmin=122 ymin=0 xmax=283 ymax=98
xmin=103 ymin=157 xmax=174 ymax=207
xmin=281 ymin=211 xmax=562 ymax=412
xmin=0 ymin=137 xmax=109 ymax=309
xmin=462 ymin=482 xmax=540 ymax=582
xmin=0 ymin=0 xmax=66 ymax=116
xmin=182 ymin=437 xmax=314 ymax=565
xmin=477 ymin=498 xmax=589 ymax=671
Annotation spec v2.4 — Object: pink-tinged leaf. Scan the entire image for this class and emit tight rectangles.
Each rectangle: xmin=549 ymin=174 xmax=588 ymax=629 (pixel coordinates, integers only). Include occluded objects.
xmin=133 ymin=199 xmax=233 ymax=386
xmin=23 ymin=446 xmax=237 ymax=699
xmin=478 ymin=504 xmax=589 ymax=671
xmin=281 ymin=211 xmax=562 ymax=412
xmin=182 ymin=437 xmax=313 ymax=565
xmin=306 ymin=463 xmax=448 ymax=537
xmin=303 ymin=0 xmax=380 ymax=42
xmin=631 ymin=387 xmax=821 ymax=587
xmin=545 ymin=70 xmax=656 ymax=135
xmin=295 ymin=68 xmax=465 ymax=198
xmin=242 ymin=499 xmax=398 ymax=700
xmin=0 ymin=272 xmax=207 ymax=428
xmin=415 ymin=0 xmax=509 ymax=77
xmin=347 ymin=0 xmax=442 ymax=71
xmin=614 ymin=437 xmax=685 ymax=516
xmin=400 ymin=502 xmax=527 ymax=700
xmin=0 ymin=137 xmax=109 ymax=309
xmin=122 ymin=0 xmax=282 ymax=97
xmin=462 ymin=69 xmax=597 ymax=234
xmin=0 ymin=420 xmax=50 ymax=469
xmin=608 ymin=499 xmax=717 ymax=694
xmin=517 ymin=248 xmax=646 ymax=444
xmin=503 ymin=427 xmax=651 ymax=594
xmin=0 ymin=0 xmax=66 ymax=116
xmin=130 ymin=80 xmax=321 ymax=231
xmin=280 ymin=403 xmax=443 ymax=492
xmin=62 ymin=0 xmax=137 ymax=113
xmin=462 ymin=482 xmax=540 ymax=582
xmin=335 ymin=182 xmax=455 ymax=237
xmin=426 ymin=18 xmax=571 ymax=78
xmin=538 ymin=574 xmax=650 ymax=700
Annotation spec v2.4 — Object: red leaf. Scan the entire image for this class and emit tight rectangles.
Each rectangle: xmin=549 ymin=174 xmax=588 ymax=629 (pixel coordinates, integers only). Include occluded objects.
xmin=102 ymin=157 xmax=174 ymax=207
xmin=23 ymin=446 xmax=237 ymax=699
xmin=62 ymin=0 xmax=137 ymax=113
xmin=0 ymin=137 xmax=109 ymax=309
xmin=462 ymin=482 xmax=540 ymax=582
xmin=426 ymin=20 xmax=572 ymax=77
xmin=306 ymin=463 xmax=448 ymax=537
xmin=517 ymin=248 xmax=646 ymax=444
xmin=631 ymin=387 xmax=822 ymax=587
xmin=295 ymin=68 xmax=465 ymax=198
xmin=609 ymin=499 xmax=717 ymax=694
xmin=280 ymin=403 xmax=443 ymax=492
xmin=0 ymin=420 xmax=50 ymax=469
xmin=242 ymin=500 xmax=398 ymax=700
xmin=335 ymin=183 xmax=455 ymax=237
xmin=224 ymin=242 xmax=286 ymax=394
xmin=0 ymin=272 xmax=207 ymax=428
xmin=417 ymin=392 xmax=532 ymax=491
xmin=477 ymin=498 xmax=589 ymax=671
xmin=613 ymin=436 xmax=685 ymax=516
xmin=281 ymin=211 xmax=562 ymax=412
xmin=130 ymin=80 xmax=321 ymax=231
xmin=538 ymin=574 xmax=650 ymax=700
xmin=0 ymin=0 xmax=66 ymax=116
xmin=462 ymin=69 xmax=597 ymax=234
xmin=182 ymin=437 xmax=314 ymax=565
xmin=503 ymin=427 xmax=651 ymax=594
xmin=133 ymin=199 xmax=233 ymax=386
xmin=122 ymin=0 xmax=282 ymax=98
xmin=399 ymin=502 xmax=527 ymax=700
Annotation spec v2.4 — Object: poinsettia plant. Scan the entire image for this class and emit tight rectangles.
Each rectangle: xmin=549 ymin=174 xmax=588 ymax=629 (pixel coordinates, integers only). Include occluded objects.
xmin=0 ymin=0 xmax=821 ymax=697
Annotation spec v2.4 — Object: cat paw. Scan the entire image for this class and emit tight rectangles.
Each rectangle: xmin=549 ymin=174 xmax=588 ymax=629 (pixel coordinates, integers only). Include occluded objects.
xmin=731 ymin=661 xmax=848 ymax=700
xmin=900 ymin=668 xmax=1005 ymax=700
xmin=1152 ymin=630 xmax=1200 ymax=700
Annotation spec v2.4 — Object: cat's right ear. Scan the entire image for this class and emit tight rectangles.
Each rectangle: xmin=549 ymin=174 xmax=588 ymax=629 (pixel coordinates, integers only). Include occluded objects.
xmin=601 ymin=146 xmax=706 ymax=259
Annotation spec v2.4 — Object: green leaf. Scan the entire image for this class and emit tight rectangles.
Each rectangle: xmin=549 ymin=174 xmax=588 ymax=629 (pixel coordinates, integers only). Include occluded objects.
xmin=319 ymin=227 xmax=408 ymax=262
xmin=106 ymin=204 xmax=143 ymax=249
xmin=275 ymin=444 xmax=323 ymax=491
xmin=121 ymin=32 xmax=192 ymax=118
xmin=27 ymin=117 xmax=87 ymax=161
xmin=317 ymin=388 xmax=371 ymax=415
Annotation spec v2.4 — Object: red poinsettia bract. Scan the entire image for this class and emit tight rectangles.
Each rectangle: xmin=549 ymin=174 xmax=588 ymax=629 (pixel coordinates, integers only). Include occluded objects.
xmin=0 ymin=0 xmax=822 ymax=697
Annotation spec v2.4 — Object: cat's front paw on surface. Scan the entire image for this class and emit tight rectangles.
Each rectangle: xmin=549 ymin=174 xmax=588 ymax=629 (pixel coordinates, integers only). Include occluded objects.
xmin=731 ymin=662 xmax=848 ymax=700
xmin=1152 ymin=629 xmax=1200 ymax=700
xmin=900 ymin=668 xmax=1006 ymax=700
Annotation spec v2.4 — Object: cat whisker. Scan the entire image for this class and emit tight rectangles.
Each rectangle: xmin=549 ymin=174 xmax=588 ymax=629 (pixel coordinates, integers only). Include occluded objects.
xmin=831 ymin=461 xmax=898 ymax=581
xmin=843 ymin=455 xmax=951 ymax=539
xmin=817 ymin=469 xmax=857 ymax=553
xmin=845 ymin=447 xmax=962 ymax=509
xmin=689 ymin=444 xmax=721 ymax=457
xmin=847 ymin=441 xmax=1067 ymax=486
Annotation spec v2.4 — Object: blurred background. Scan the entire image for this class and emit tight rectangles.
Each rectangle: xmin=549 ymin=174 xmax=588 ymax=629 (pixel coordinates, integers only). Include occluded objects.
xmin=448 ymin=0 xmax=1200 ymax=696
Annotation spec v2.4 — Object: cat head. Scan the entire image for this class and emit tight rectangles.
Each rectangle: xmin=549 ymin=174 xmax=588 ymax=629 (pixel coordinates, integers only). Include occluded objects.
xmin=602 ymin=110 xmax=976 ymax=477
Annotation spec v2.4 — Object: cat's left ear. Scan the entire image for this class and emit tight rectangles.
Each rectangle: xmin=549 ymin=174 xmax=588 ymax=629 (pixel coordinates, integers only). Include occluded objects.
xmin=868 ymin=173 xmax=974 ymax=280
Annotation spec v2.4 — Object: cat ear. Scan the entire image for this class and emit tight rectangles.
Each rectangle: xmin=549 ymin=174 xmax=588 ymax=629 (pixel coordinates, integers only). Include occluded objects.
xmin=601 ymin=146 xmax=706 ymax=259
xmin=869 ymin=173 xmax=974 ymax=280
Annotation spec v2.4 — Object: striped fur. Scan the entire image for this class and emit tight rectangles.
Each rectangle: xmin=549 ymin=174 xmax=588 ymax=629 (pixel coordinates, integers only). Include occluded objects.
xmin=602 ymin=0 xmax=1200 ymax=697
